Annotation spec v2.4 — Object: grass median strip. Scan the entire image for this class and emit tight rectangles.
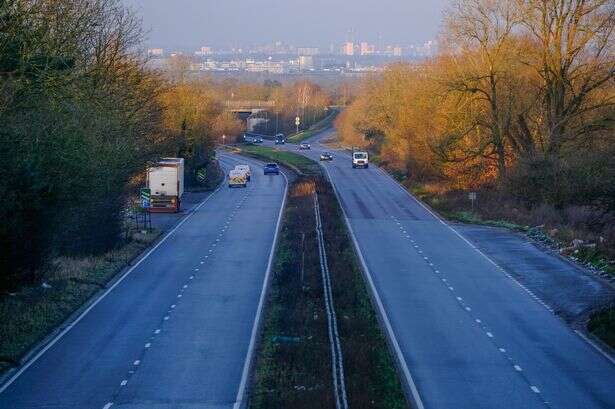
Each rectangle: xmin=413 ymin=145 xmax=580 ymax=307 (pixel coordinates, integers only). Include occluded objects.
xmin=240 ymin=145 xmax=319 ymax=174
xmin=244 ymin=146 xmax=407 ymax=408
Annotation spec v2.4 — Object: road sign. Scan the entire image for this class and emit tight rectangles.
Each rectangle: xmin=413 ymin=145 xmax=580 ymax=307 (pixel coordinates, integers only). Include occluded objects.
xmin=468 ymin=191 xmax=477 ymax=211
xmin=140 ymin=188 xmax=151 ymax=209
xmin=197 ymin=168 xmax=206 ymax=183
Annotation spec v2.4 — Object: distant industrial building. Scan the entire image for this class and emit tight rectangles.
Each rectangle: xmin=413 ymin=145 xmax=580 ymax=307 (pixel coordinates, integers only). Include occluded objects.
xmin=297 ymin=47 xmax=319 ymax=56
xmin=147 ymin=48 xmax=164 ymax=57
xmin=195 ymin=46 xmax=214 ymax=56
xmin=299 ymin=55 xmax=314 ymax=70
xmin=342 ymin=42 xmax=354 ymax=56
xmin=244 ymin=59 xmax=285 ymax=74
xmin=360 ymin=42 xmax=375 ymax=55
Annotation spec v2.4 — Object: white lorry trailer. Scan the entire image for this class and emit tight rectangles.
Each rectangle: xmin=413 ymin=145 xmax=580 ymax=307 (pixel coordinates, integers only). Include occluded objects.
xmin=147 ymin=158 xmax=184 ymax=213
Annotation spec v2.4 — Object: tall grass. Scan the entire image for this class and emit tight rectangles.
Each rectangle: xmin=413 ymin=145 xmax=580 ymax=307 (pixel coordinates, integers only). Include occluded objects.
xmin=0 ymin=231 xmax=159 ymax=374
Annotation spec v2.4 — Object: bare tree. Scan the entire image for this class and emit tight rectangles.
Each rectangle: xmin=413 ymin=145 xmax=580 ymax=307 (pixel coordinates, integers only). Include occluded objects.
xmin=516 ymin=0 xmax=615 ymax=155
xmin=442 ymin=0 xmax=524 ymax=178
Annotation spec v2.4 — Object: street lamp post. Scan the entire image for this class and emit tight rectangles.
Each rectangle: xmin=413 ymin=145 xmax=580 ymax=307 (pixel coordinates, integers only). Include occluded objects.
xmin=222 ymin=134 xmax=226 ymax=146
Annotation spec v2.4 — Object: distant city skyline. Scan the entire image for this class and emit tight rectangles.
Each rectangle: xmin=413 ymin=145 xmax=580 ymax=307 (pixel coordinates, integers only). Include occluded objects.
xmin=123 ymin=0 xmax=447 ymax=51
xmin=147 ymin=39 xmax=437 ymax=57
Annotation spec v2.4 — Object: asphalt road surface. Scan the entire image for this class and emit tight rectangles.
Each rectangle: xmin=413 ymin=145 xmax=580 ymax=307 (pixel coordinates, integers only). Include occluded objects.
xmin=269 ymin=132 xmax=615 ymax=409
xmin=0 ymin=153 xmax=286 ymax=409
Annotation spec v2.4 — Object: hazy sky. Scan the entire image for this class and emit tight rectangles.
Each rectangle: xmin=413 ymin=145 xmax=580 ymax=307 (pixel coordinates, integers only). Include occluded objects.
xmin=124 ymin=0 xmax=447 ymax=50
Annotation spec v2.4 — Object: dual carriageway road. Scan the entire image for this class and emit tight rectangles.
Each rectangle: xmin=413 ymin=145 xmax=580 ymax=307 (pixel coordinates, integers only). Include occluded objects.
xmin=1 ymin=129 xmax=614 ymax=409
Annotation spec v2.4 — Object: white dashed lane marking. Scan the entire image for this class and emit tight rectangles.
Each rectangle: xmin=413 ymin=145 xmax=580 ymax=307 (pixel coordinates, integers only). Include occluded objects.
xmin=101 ymin=186 xmax=254 ymax=409
xmin=391 ymin=215 xmax=549 ymax=406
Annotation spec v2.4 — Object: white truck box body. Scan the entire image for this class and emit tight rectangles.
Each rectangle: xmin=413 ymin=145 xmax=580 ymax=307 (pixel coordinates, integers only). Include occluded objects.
xmin=148 ymin=158 xmax=184 ymax=197
xmin=146 ymin=158 xmax=184 ymax=212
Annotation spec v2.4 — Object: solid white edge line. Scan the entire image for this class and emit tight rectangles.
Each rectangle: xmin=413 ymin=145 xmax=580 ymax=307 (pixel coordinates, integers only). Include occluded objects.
xmin=0 ymin=172 xmax=226 ymax=395
xmin=321 ymin=164 xmax=426 ymax=409
xmin=369 ymin=157 xmax=615 ymax=368
xmin=232 ymin=160 xmax=289 ymax=409
xmin=574 ymin=330 xmax=615 ymax=365
xmin=320 ymin=132 xmax=615 ymax=370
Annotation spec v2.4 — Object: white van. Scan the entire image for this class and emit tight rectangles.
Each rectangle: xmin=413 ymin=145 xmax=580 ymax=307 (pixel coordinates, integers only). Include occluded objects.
xmin=229 ymin=169 xmax=247 ymax=188
xmin=234 ymin=164 xmax=251 ymax=181
xmin=352 ymin=151 xmax=369 ymax=168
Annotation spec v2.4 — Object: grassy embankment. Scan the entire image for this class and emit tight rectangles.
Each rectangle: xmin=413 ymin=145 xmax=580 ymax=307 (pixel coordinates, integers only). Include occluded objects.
xmin=287 ymin=109 xmax=339 ymax=144
xmin=240 ymin=146 xmax=407 ymax=409
xmin=0 ymin=229 xmax=159 ymax=375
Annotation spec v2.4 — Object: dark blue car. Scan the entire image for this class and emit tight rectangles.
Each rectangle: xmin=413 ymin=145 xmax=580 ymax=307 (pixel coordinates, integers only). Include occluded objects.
xmin=263 ymin=163 xmax=280 ymax=175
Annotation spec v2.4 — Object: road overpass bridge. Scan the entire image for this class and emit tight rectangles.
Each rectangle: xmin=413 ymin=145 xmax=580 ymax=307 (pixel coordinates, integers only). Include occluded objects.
xmin=224 ymin=100 xmax=276 ymax=114
xmin=225 ymin=100 xmax=277 ymax=132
